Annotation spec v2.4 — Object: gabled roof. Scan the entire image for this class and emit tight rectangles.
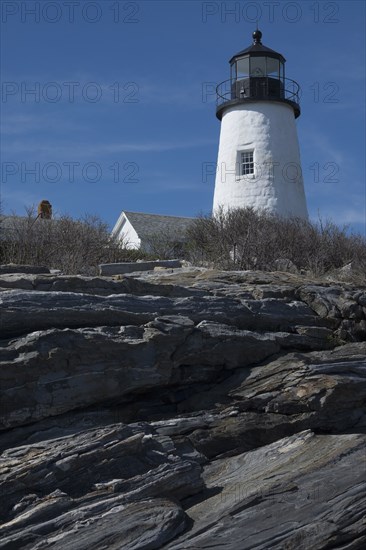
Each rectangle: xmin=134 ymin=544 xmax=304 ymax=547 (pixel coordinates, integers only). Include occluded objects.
xmin=123 ymin=211 xmax=195 ymax=242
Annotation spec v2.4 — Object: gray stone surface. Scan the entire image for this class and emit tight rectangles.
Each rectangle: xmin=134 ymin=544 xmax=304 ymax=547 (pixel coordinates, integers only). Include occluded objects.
xmin=99 ymin=259 xmax=182 ymax=276
xmin=0 ymin=264 xmax=50 ymax=275
xmin=0 ymin=423 xmax=199 ymax=549
xmin=0 ymin=267 xmax=365 ymax=548
xmin=166 ymin=431 xmax=366 ymax=550
xmin=0 ymin=273 xmax=205 ymax=297
xmin=0 ymin=287 xmax=334 ymax=340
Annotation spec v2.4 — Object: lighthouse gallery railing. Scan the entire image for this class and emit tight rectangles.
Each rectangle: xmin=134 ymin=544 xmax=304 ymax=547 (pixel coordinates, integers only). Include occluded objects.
xmin=216 ymin=76 xmax=301 ymax=107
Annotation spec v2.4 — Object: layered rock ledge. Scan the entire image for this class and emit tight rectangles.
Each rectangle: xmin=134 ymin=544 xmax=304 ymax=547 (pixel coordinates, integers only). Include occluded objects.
xmin=0 ymin=267 xmax=365 ymax=549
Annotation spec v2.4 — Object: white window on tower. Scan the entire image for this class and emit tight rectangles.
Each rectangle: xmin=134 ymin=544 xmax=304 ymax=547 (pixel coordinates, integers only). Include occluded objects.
xmin=240 ymin=151 xmax=254 ymax=176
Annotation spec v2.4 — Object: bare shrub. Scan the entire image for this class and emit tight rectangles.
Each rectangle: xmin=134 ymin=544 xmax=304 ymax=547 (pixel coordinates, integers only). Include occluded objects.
xmin=0 ymin=207 xmax=148 ymax=275
xmin=186 ymin=208 xmax=366 ymax=279
xmin=142 ymin=228 xmax=189 ymax=260
xmin=2 ymin=206 xmax=364 ymax=280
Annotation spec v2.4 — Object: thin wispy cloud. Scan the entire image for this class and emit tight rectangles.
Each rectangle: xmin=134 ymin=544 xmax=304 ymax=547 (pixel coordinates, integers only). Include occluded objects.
xmin=3 ymin=138 xmax=217 ymax=157
xmin=1 ymin=113 xmax=85 ymax=136
xmin=97 ymin=139 xmax=216 ymax=153
xmin=2 ymin=75 xmax=209 ymax=108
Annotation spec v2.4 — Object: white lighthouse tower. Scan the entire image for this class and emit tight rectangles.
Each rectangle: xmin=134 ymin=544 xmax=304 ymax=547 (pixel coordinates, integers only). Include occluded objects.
xmin=212 ymin=29 xmax=308 ymax=219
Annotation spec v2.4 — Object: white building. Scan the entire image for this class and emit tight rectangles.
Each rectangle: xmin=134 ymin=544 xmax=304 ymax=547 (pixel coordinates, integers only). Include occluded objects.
xmin=112 ymin=211 xmax=195 ymax=252
xmin=213 ymin=29 xmax=308 ymax=219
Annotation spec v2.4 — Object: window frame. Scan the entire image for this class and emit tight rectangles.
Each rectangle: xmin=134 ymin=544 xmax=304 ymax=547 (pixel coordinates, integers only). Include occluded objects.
xmin=237 ymin=149 xmax=255 ymax=179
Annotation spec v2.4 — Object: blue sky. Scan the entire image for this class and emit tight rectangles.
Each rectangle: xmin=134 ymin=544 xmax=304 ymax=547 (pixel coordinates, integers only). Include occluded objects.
xmin=1 ymin=0 xmax=365 ymax=234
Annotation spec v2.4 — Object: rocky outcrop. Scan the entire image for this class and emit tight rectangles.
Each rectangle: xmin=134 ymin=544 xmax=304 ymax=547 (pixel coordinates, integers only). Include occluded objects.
xmin=0 ymin=267 xmax=365 ymax=548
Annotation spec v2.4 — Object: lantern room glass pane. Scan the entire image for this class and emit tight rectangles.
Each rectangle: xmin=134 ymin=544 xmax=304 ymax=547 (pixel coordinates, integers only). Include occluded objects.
xmin=230 ymin=63 xmax=236 ymax=81
xmin=250 ymin=56 xmax=266 ymax=77
xmin=266 ymin=57 xmax=279 ymax=78
xmin=236 ymin=57 xmax=249 ymax=79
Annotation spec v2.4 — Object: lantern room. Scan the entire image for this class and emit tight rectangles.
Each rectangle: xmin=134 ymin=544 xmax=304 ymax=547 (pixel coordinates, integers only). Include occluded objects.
xmin=230 ymin=30 xmax=285 ymax=79
xmin=216 ymin=30 xmax=300 ymax=120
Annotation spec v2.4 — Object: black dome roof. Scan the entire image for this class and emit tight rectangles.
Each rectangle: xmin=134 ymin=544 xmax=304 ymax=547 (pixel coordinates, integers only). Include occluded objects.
xmin=229 ymin=30 xmax=286 ymax=64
